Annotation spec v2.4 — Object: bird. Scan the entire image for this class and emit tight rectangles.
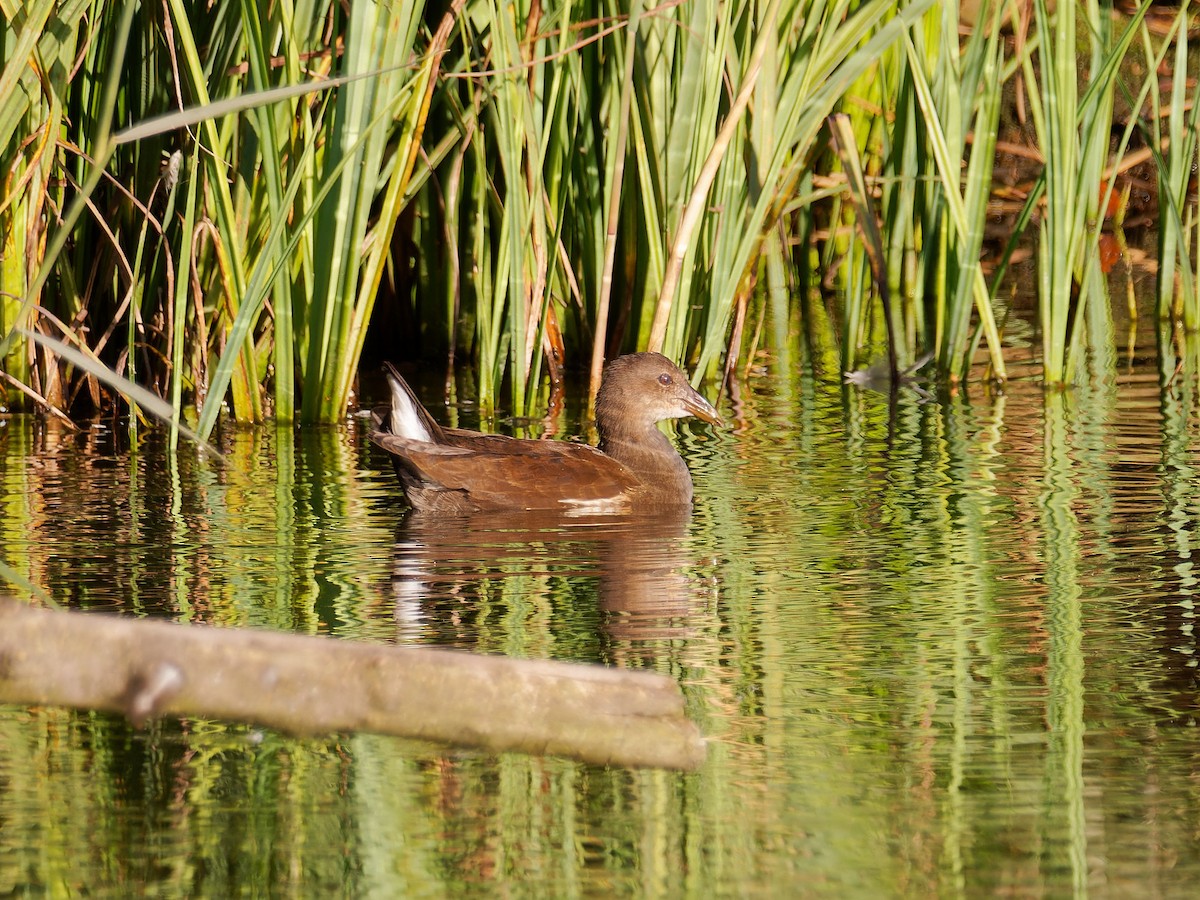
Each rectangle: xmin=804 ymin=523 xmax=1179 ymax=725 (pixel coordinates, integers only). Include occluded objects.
xmin=369 ymin=352 xmax=722 ymax=514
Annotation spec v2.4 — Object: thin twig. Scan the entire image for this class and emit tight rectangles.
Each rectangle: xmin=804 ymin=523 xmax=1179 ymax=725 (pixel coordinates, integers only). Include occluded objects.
xmin=0 ymin=369 xmax=78 ymax=429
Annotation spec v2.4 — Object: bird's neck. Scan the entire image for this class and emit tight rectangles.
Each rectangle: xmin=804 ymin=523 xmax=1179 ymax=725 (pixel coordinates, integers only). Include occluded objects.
xmin=598 ymin=421 xmax=692 ymax=502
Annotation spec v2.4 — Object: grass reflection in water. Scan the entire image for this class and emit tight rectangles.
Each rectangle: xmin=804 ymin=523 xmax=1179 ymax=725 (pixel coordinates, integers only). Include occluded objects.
xmin=2 ymin=359 xmax=1200 ymax=896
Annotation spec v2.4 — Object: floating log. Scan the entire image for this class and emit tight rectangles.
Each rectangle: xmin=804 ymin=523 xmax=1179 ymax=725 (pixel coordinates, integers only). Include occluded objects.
xmin=0 ymin=599 xmax=706 ymax=770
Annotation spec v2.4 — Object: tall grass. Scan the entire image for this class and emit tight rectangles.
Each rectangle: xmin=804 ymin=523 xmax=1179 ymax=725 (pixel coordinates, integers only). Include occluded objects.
xmin=825 ymin=0 xmax=1169 ymax=388
xmin=835 ymin=0 xmax=1011 ymax=385
xmin=1019 ymin=0 xmax=1161 ymax=383
xmin=1 ymin=1 xmax=1199 ymax=427
xmin=906 ymin=0 xmax=1007 ymax=385
xmin=399 ymin=0 xmax=938 ymax=415
xmin=1 ymin=0 xmax=436 ymax=435
xmin=1146 ymin=7 xmax=1199 ymax=327
xmin=668 ymin=0 xmax=938 ymax=383
xmin=1020 ymin=0 xmax=1125 ymax=384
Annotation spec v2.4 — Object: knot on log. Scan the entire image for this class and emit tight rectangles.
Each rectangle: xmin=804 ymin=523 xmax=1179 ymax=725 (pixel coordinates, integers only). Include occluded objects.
xmin=124 ymin=661 xmax=185 ymax=726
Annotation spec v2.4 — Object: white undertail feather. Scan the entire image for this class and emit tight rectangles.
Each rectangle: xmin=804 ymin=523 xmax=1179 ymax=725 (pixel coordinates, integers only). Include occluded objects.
xmin=561 ymin=496 xmax=630 ymax=514
xmin=389 ymin=373 xmax=436 ymax=443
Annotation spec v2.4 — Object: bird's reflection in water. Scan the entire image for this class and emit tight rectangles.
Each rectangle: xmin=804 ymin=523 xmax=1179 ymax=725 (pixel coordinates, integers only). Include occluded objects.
xmin=390 ymin=506 xmax=698 ymax=662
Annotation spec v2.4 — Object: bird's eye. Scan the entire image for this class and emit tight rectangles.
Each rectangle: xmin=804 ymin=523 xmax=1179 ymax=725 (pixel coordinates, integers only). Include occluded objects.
xmin=658 ymin=373 xmax=673 ymax=385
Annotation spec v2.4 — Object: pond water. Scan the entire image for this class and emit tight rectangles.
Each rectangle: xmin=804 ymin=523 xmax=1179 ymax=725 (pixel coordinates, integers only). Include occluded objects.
xmin=3 ymin=351 xmax=1200 ymax=896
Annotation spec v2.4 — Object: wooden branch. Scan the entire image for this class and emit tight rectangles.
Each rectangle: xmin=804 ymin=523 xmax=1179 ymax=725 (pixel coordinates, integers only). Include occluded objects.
xmin=0 ymin=599 xmax=706 ymax=771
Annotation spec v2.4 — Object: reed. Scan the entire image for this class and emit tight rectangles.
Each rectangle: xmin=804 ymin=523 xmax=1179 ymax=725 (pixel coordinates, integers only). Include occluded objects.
xmin=1 ymin=0 xmax=435 ymax=434
xmin=1 ymin=0 xmax=1198 ymax=426
xmin=823 ymin=0 xmax=1007 ymax=384
xmin=914 ymin=0 xmax=1006 ymax=385
xmin=0 ymin=0 xmax=133 ymax=408
xmin=404 ymin=0 xmax=935 ymax=410
xmin=1020 ymin=0 xmax=1148 ymax=383
xmin=650 ymin=0 xmax=938 ymax=382
xmin=828 ymin=1 xmax=1182 ymax=390
xmin=1144 ymin=7 xmax=1198 ymax=326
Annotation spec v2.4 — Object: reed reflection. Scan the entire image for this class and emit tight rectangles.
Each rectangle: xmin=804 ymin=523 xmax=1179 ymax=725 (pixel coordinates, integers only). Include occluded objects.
xmin=390 ymin=507 xmax=697 ymax=660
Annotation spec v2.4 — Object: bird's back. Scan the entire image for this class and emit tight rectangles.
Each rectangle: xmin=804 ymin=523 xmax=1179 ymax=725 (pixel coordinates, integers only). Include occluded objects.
xmin=369 ymin=423 xmax=639 ymax=513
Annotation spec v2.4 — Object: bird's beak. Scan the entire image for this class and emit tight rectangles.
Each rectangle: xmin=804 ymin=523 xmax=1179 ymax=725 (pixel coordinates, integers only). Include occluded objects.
xmin=682 ymin=387 xmax=723 ymax=427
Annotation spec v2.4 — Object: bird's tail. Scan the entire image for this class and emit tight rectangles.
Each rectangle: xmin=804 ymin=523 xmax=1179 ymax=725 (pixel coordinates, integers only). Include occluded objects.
xmin=383 ymin=362 xmax=447 ymax=444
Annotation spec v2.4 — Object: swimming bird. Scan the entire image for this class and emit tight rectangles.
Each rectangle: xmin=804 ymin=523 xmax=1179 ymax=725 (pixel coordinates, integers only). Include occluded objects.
xmin=369 ymin=352 xmax=721 ymax=514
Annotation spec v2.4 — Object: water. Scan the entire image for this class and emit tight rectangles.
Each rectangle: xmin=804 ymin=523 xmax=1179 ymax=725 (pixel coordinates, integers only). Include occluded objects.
xmin=3 ymin=360 xmax=1200 ymax=896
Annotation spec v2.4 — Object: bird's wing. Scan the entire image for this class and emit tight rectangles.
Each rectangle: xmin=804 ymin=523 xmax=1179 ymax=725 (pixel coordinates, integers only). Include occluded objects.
xmin=369 ymin=431 xmax=637 ymax=510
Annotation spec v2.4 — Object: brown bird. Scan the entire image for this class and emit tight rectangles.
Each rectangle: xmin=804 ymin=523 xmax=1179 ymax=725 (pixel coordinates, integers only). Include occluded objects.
xmin=370 ymin=352 xmax=722 ymax=514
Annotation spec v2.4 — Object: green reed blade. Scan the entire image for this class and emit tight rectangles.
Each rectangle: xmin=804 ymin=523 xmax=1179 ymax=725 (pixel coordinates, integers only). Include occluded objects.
xmin=828 ymin=112 xmax=897 ymax=382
